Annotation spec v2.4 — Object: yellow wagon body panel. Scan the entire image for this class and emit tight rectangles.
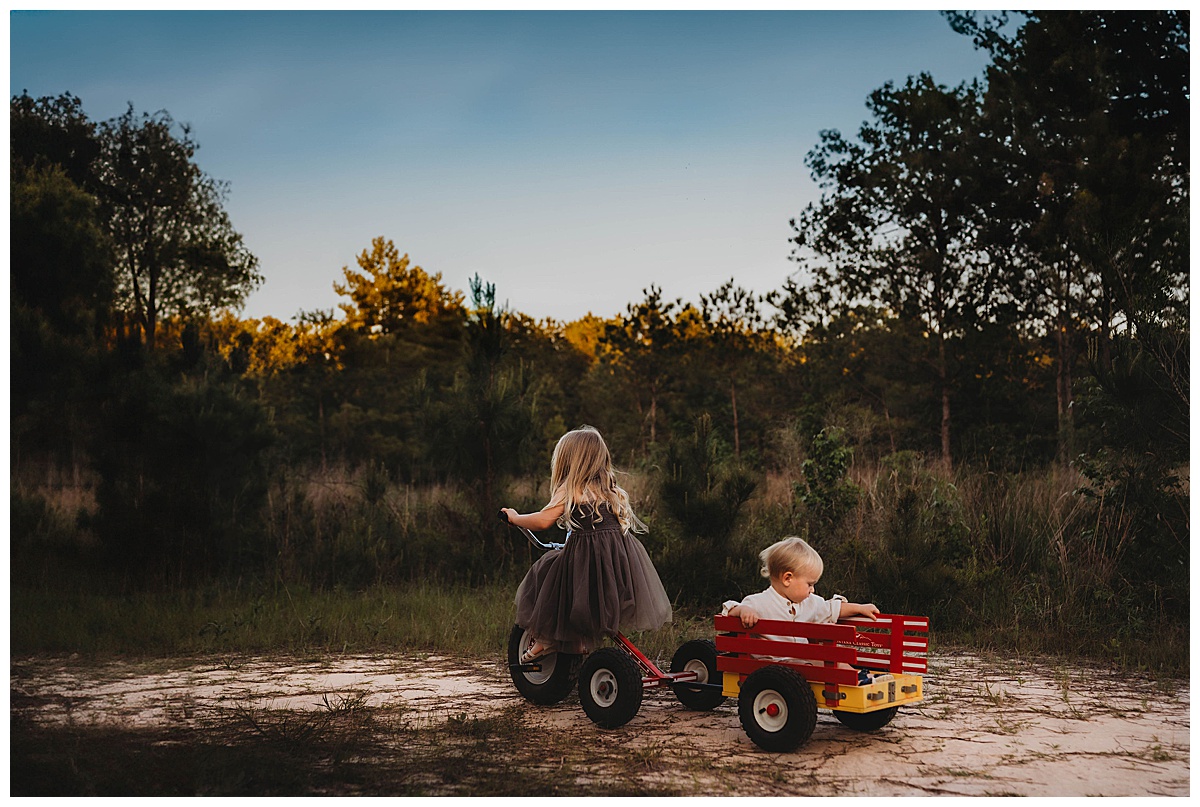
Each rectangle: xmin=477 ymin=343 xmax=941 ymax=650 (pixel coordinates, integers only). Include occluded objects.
xmin=723 ymin=670 xmax=923 ymax=713
xmin=817 ymin=673 xmax=923 ymax=712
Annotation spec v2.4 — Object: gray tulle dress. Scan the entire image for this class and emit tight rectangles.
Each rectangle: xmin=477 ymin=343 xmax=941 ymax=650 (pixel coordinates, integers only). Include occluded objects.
xmin=514 ymin=503 xmax=672 ymax=651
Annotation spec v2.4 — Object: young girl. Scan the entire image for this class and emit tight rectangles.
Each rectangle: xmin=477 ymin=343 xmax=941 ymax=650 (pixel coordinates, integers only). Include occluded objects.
xmin=501 ymin=425 xmax=672 ymax=662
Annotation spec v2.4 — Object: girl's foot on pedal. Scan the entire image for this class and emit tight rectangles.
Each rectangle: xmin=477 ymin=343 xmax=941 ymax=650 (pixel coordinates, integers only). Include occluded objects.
xmin=521 ymin=638 xmax=557 ymax=663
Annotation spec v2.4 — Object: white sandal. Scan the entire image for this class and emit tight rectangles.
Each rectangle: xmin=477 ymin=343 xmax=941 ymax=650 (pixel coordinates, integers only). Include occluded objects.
xmin=520 ymin=639 xmax=557 ymax=663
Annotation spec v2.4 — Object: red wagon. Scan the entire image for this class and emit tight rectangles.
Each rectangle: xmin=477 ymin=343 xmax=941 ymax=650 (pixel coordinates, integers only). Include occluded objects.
xmin=714 ymin=612 xmax=929 ymax=751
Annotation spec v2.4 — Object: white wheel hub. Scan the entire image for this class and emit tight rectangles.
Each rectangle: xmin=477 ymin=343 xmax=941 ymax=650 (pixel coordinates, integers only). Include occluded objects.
xmin=753 ymin=688 xmax=788 ymax=731
xmin=683 ymin=659 xmax=709 ymax=684
xmin=590 ymin=668 xmax=619 ymax=707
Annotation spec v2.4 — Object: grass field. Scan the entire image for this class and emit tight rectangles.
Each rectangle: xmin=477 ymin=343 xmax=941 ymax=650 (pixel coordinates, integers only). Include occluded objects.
xmin=9 ymin=580 xmax=720 ymax=665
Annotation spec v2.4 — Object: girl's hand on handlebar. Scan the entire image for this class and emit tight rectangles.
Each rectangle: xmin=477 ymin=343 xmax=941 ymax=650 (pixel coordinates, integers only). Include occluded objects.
xmin=501 ymin=505 xmax=562 ymax=531
xmin=499 ymin=507 xmax=518 ymax=525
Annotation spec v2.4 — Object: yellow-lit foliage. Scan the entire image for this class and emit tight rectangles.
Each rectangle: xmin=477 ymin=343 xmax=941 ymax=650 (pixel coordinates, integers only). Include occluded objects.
xmin=674 ymin=303 xmax=707 ymax=342
xmin=209 ymin=311 xmax=344 ymax=376
xmin=559 ymin=313 xmax=617 ymax=362
xmin=334 ymin=237 xmax=465 ymax=334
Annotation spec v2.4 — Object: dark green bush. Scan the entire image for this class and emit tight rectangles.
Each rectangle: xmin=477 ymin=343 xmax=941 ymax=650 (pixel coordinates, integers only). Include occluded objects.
xmin=89 ymin=364 xmax=274 ymax=585
xmin=655 ymin=414 xmax=758 ymax=604
xmin=795 ymin=426 xmax=861 ymax=534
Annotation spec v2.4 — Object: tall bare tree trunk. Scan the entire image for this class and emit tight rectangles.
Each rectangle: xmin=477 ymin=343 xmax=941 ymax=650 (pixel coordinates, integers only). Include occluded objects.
xmin=648 ymin=381 xmax=657 ymax=446
xmin=649 ymin=387 xmax=657 ymax=445
xmin=938 ymin=332 xmax=952 ymax=471
xmin=1054 ymin=317 xmax=1075 ymax=465
xmin=730 ymin=381 xmax=740 ymax=461
xmin=318 ymin=397 xmax=327 ymax=471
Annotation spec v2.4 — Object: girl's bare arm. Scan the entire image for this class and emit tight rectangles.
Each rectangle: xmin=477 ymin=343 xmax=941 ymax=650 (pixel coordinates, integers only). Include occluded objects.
xmin=501 ymin=491 xmax=566 ymax=531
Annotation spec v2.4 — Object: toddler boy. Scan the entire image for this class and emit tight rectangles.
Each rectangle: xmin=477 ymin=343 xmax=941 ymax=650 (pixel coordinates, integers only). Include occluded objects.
xmin=722 ymin=536 xmax=882 ymax=683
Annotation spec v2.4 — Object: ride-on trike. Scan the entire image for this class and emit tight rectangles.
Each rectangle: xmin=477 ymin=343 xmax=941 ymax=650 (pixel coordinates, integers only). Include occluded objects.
xmin=503 ymin=518 xmax=928 ymax=751
xmin=503 ymin=519 xmax=722 ymax=728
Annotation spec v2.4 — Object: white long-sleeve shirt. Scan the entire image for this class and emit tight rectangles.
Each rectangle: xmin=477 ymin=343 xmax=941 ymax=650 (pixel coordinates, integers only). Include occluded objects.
xmin=721 ymin=585 xmax=846 ymax=647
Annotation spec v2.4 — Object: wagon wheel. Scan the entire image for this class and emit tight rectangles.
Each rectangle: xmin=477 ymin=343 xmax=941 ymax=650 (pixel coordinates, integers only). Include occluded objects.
xmin=669 ymin=639 xmax=726 ymax=711
xmin=578 ymin=647 xmax=643 ymax=728
xmin=507 ymin=624 xmax=579 ymax=705
xmin=738 ymin=665 xmax=818 ymax=752
xmin=834 ymin=705 xmax=899 ymax=732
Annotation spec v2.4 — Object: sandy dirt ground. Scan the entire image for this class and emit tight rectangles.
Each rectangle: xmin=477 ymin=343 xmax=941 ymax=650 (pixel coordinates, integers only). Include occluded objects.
xmin=10 ymin=648 xmax=1189 ymax=797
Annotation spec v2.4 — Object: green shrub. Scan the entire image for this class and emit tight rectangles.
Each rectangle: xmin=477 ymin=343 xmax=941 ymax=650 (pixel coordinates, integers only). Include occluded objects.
xmin=854 ymin=453 xmax=971 ymax=620
xmin=655 ymin=414 xmax=758 ymax=604
xmin=89 ymin=366 xmax=274 ymax=585
xmin=795 ymin=426 xmax=861 ymax=534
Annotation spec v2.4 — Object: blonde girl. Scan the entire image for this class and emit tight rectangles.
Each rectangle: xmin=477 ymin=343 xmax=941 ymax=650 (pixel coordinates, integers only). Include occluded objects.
xmin=502 ymin=426 xmax=671 ymax=662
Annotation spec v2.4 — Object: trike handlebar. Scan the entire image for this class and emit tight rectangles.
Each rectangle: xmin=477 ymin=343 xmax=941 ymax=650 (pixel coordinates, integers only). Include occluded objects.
xmin=498 ymin=509 xmax=565 ymax=552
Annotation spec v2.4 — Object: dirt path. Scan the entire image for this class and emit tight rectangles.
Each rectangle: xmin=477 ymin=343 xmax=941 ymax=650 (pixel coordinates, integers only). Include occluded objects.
xmin=10 ymin=649 xmax=1189 ymax=796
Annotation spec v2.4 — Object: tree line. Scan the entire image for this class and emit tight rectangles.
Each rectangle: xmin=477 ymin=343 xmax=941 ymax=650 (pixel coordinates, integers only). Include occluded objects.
xmin=11 ymin=12 xmax=1188 ymax=626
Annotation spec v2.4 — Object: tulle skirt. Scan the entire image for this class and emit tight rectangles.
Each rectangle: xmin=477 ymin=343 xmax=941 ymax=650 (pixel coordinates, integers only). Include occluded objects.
xmin=514 ymin=507 xmax=672 ymax=651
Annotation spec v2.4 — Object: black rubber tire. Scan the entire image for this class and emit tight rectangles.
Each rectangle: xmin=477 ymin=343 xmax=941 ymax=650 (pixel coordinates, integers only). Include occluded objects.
xmin=578 ymin=647 xmax=644 ymax=728
xmin=669 ymin=639 xmax=726 ymax=711
xmin=834 ymin=706 xmax=899 ymax=732
xmin=507 ymin=624 xmax=579 ymax=706
xmin=738 ymin=665 xmax=818 ymax=752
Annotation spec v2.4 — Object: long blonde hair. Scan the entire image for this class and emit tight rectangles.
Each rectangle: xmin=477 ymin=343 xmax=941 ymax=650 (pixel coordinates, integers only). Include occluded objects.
xmin=550 ymin=426 xmax=646 ymax=534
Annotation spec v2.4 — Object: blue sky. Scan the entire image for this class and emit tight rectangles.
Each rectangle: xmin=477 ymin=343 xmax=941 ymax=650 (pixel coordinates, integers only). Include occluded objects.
xmin=10 ymin=9 xmax=995 ymax=323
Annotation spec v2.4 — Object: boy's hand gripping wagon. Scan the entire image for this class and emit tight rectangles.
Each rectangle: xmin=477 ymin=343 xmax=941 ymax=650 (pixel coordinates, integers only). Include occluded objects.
xmin=714 ymin=613 xmax=929 ymax=752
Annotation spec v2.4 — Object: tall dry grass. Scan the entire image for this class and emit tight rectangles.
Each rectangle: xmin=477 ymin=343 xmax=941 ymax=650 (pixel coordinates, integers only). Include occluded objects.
xmin=11 ymin=454 xmax=1188 ymax=672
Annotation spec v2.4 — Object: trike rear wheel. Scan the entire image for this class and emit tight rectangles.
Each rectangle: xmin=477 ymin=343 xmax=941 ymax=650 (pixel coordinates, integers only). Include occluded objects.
xmin=507 ymin=624 xmax=579 ymax=705
xmin=578 ymin=647 xmax=643 ymax=728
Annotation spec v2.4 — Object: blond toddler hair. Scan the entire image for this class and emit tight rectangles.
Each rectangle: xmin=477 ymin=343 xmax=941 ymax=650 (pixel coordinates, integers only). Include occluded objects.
xmin=760 ymin=536 xmax=823 ymax=580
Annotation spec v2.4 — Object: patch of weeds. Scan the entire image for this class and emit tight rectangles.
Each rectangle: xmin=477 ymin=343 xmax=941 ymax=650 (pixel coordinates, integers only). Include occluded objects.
xmin=980 ymin=681 xmax=1010 ymax=706
xmin=14 ymin=696 xmax=545 ymax=796
xmin=1011 ymin=748 xmax=1068 ymax=766
xmin=443 ymin=710 xmax=516 ymax=742
xmin=628 ymin=741 xmax=667 ymax=772
xmin=1149 ymin=677 xmax=1178 ymax=697
xmin=1059 ymin=701 xmax=1090 ymax=721
xmin=941 ymin=767 xmax=992 ymax=779
xmin=990 ymin=716 xmax=1023 ymax=736
xmin=763 ymin=765 xmax=792 ymax=785
xmin=1138 ymin=742 xmax=1177 ymax=763
xmin=10 ymin=711 xmax=361 ymax=797
xmin=230 ymin=690 xmax=381 ymax=764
